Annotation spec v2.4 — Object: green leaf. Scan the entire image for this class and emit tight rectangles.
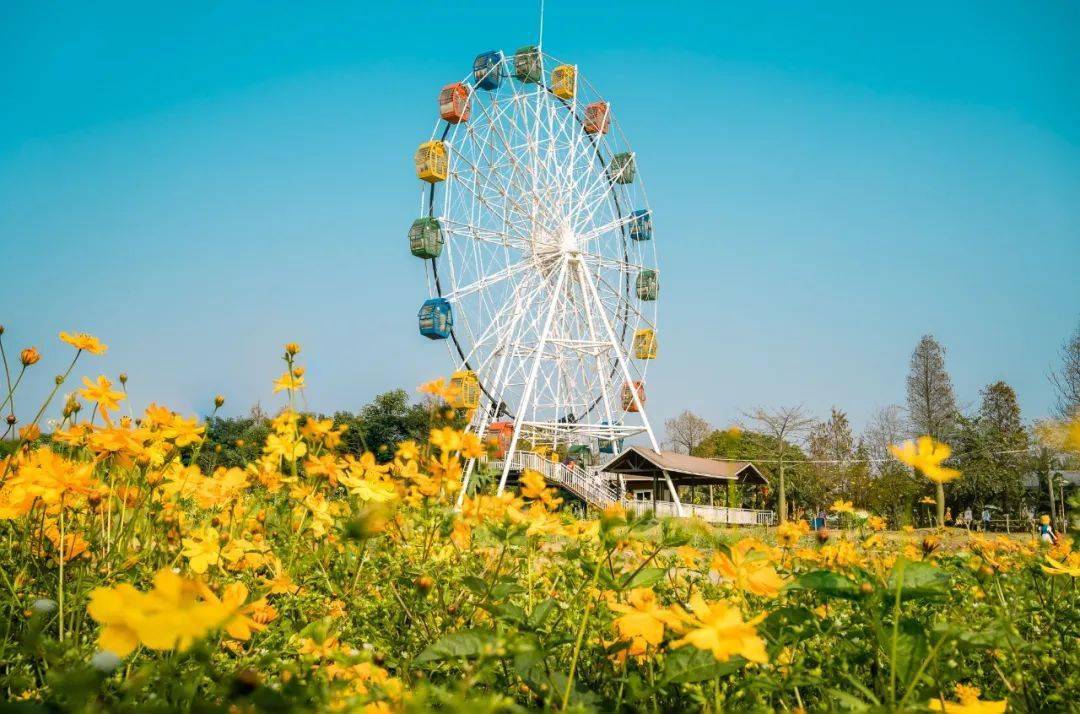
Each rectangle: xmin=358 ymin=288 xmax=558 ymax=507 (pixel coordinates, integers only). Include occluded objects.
xmin=826 ymin=688 xmax=873 ymax=711
xmin=661 ymin=647 xmax=745 ymax=684
xmin=886 ymin=560 xmax=949 ymax=601
xmin=784 ymin=570 xmax=861 ymax=599
xmin=414 ymin=629 xmax=498 ymax=664
xmin=460 ymin=576 xmax=487 ymax=596
xmin=879 ymin=618 xmax=928 ymax=691
xmin=622 ymin=566 xmax=668 ymax=590
xmin=762 ymin=606 xmax=815 ymax=641
xmin=490 ymin=581 xmax=526 ymax=600
xmin=528 ymin=597 xmax=557 ymax=628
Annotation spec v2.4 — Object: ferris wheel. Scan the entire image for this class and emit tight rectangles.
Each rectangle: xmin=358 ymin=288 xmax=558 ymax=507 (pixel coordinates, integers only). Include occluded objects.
xmin=410 ymin=46 xmax=661 ymax=496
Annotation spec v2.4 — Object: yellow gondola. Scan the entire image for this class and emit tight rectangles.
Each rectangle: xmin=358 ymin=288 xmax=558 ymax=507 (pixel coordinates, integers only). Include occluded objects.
xmin=633 ymin=329 xmax=657 ymax=359
xmin=414 ymin=140 xmax=448 ymax=183
xmin=449 ymin=370 xmax=480 ymax=409
xmin=551 ymin=64 xmax=576 ymax=100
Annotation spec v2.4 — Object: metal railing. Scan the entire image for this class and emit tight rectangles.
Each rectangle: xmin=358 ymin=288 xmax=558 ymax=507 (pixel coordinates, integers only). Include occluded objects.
xmin=624 ymin=499 xmax=775 ymax=526
xmin=490 ymin=452 xmax=621 ymax=507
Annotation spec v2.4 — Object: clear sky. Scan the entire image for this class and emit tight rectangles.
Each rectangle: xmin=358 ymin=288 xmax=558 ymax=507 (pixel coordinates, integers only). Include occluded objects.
xmin=2 ymin=1 xmax=1078 ymax=436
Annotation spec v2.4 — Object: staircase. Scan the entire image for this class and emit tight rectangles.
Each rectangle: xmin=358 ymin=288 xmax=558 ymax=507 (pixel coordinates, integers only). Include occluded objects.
xmin=490 ymin=451 xmax=620 ymax=508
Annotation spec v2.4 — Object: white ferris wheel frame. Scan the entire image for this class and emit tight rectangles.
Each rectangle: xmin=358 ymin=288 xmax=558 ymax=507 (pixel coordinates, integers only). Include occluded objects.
xmin=415 ymin=47 xmax=677 ymax=504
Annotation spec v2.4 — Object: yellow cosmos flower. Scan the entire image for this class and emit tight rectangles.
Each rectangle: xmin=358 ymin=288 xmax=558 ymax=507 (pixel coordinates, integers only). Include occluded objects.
xmin=928 ymin=684 xmax=1007 ymax=713
xmin=1041 ymin=553 xmax=1080 ymax=577
xmin=711 ymin=539 xmax=785 ymax=598
xmin=87 ymin=569 xmax=230 ymax=656
xmin=181 ymin=527 xmax=222 ymax=574
xmin=272 ymin=370 xmax=305 ymax=393
xmin=608 ymin=588 xmax=680 ymax=654
xmin=429 ymin=426 xmax=464 ymax=453
xmin=775 ymin=520 xmax=809 ymax=547
xmin=59 ymin=331 xmax=107 ymax=355
xmin=830 ymin=500 xmax=855 ymax=514
xmin=264 ymin=433 xmax=307 ymax=462
xmin=670 ymin=594 xmax=768 ymax=664
xmin=890 ymin=436 xmax=961 ymax=484
xmin=418 ymin=377 xmax=461 ymax=404
xmin=79 ymin=375 xmax=125 ymax=425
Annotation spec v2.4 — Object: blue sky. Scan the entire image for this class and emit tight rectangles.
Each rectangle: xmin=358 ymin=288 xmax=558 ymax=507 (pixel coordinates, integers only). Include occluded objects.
xmin=2 ymin=1 xmax=1078 ymax=436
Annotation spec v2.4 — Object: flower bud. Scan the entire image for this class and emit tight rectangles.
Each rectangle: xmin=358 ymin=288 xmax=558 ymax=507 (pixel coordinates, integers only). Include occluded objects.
xmin=54 ymin=374 xmax=65 ymax=385
xmin=284 ymin=342 xmax=300 ymax=356
xmin=19 ymin=347 xmax=40 ymax=366
xmin=5 ymin=414 xmax=15 ymax=426
xmin=214 ymin=394 xmax=225 ymax=408
xmin=118 ymin=372 xmax=127 ymax=385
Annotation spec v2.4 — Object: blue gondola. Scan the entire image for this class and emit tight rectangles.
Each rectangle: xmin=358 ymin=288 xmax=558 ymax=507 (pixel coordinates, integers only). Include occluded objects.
xmin=418 ymin=298 xmax=453 ymax=339
xmin=628 ymin=209 xmax=652 ymax=241
xmin=472 ymin=51 xmax=504 ymax=91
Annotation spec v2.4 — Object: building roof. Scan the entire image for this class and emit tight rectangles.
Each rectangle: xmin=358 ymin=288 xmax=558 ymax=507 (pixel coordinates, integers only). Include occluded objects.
xmin=600 ymin=446 xmax=768 ymax=486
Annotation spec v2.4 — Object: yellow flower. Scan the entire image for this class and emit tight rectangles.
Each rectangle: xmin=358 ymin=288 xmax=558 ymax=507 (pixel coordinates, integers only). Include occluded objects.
xmin=775 ymin=520 xmax=809 ymax=547
xmin=608 ymin=588 xmax=680 ymax=654
xmin=927 ymin=683 xmax=1007 ymax=713
xmin=711 ymin=539 xmax=785 ymax=598
xmin=418 ymin=377 xmax=460 ymax=404
xmin=867 ymin=515 xmax=886 ymax=531
xmin=272 ymin=370 xmax=305 ymax=393
xmin=830 ymin=500 xmax=854 ymax=514
xmin=79 ymin=375 xmax=125 ymax=424
xmin=429 ymin=426 xmax=463 ymax=453
xmin=890 ymin=436 xmax=961 ymax=484
xmin=161 ymin=414 xmax=205 ymax=447
xmin=1041 ymin=553 xmax=1080 ymax=577
xmin=198 ymin=581 xmax=266 ymax=641
xmin=264 ymin=433 xmax=307 ymax=462
xmin=670 ymin=594 xmax=768 ymax=664
xmin=87 ymin=569 xmax=229 ymax=656
xmin=181 ymin=527 xmax=222 ymax=574
xmin=59 ymin=331 xmax=107 ymax=355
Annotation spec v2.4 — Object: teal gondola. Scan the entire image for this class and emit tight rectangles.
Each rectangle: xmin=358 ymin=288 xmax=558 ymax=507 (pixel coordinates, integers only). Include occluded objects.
xmin=418 ymin=298 xmax=453 ymax=339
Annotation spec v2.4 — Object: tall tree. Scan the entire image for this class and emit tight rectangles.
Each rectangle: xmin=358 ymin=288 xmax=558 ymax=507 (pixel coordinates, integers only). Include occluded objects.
xmin=906 ymin=334 xmax=959 ymax=526
xmin=1050 ymin=320 xmax=1080 ymax=419
xmin=977 ymin=381 xmax=1029 ymax=514
xmin=665 ymin=410 xmax=712 ymax=454
xmin=808 ymin=408 xmax=869 ymax=505
xmin=744 ymin=406 xmax=814 ymax=523
xmin=906 ymin=334 xmax=958 ymax=441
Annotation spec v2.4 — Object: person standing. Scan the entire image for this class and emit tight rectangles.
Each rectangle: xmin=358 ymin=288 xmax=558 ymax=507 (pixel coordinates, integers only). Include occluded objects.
xmin=981 ymin=507 xmax=991 ymax=532
xmin=1038 ymin=515 xmax=1057 ymax=544
xmin=963 ymin=507 xmax=973 ymax=530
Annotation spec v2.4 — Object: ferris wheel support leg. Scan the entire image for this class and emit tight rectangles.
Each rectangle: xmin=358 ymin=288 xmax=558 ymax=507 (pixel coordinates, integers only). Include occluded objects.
xmin=497 ymin=257 xmax=570 ymax=496
xmin=575 ymin=257 xmax=683 ymax=516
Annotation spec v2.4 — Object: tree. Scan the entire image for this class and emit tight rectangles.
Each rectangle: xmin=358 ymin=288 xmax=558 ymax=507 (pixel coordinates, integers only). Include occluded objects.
xmin=906 ymin=334 xmax=958 ymax=526
xmin=1050 ymin=320 xmax=1080 ymax=419
xmin=808 ymin=408 xmax=870 ymax=506
xmin=906 ymin=334 xmax=958 ymax=441
xmin=743 ymin=406 xmax=814 ymax=523
xmin=862 ymin=405 xmax=920 ymax=525
xmin=335 ymin=389 xmax=431 ymax=461
xmin=694 ymin=427 xmax=814 ymax=514
xmin=664 ymin=410 xmax=712 ymax=454
xmin=952 ymin=382 xmax=1030 ymax=520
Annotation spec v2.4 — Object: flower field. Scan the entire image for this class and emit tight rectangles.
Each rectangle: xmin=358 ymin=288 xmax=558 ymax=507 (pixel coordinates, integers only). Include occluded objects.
xmin=1 ymin=333 xmax=1078 ymax=712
